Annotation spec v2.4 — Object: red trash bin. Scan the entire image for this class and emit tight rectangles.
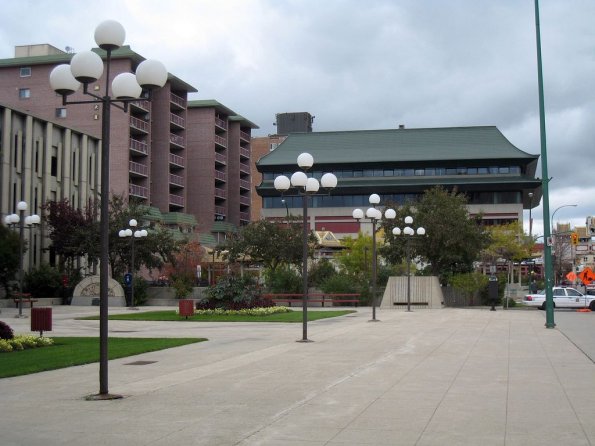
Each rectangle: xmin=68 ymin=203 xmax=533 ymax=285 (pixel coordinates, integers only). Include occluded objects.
xmin=31 ymin=307 xmax=52 ymax=336
xmin=178 ymin=299 xmax=194 ymax=319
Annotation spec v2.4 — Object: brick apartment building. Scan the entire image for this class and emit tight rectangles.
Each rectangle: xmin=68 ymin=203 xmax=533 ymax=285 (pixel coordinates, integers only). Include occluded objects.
xmin=0 ymin=44 xmax=257 ymax=243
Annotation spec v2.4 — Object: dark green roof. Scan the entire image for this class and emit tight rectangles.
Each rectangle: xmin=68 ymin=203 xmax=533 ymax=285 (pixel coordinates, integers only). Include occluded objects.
xmin=257 ymin=126 xmax=537 ymax=168
xmin=211 ymin=221 xmax=238 ymax=233
xmin=198 ymin=233 xmax=218 ymax=248
xmin=137 ymin=205 xmax=163 ymax=222
xmin=162 ymin=212 xmax=197 ymax=226
xmin=188 ymin=100 xmax=259 ymax=129
xmin=0 ymin=45 xmax=197 ymax=92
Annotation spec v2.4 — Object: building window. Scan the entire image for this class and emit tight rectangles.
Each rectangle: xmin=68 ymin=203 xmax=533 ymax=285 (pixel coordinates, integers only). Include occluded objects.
xmin=55 ymin=108 xmax=67 ymax=118
xmin=51 ymin=156 xmax=58 ymax=177
xmin=19 ymin=88 xmax=30 ymax=99
xmin=20 ymin=67 xmax=31 ymax=77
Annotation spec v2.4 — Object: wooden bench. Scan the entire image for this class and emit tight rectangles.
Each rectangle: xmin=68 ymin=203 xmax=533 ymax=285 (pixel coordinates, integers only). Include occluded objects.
xmin=13 ymin=293 xmax=38 ymax=309
xmin=393 ymin=302 xmax=429 ymax=307
xmin=262 ymin=293 xmax=360 ymax=307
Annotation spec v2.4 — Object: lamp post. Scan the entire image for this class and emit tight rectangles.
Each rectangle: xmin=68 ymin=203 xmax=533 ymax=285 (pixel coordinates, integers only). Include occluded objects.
xmin=273 ymin=153 xmax=337 ymax=342
xmin=49 ymin=20 xmax=167 ymax=399
xmin=4 ymin=201 xmax=41 ymax=318
xmin=392 ymin=216 xmax=426 ymax=312
xmin=353 ymin=194 xmax=396 ymax=321
xmin=118 ymin=219 xmax=148 ymax=310
xmin=550 ymin=204 xmax=577 ymax=285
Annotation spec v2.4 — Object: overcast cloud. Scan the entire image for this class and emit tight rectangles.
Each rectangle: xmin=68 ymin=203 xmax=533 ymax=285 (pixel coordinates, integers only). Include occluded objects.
xmin=1 ymin=0 xmax=593 ymax=237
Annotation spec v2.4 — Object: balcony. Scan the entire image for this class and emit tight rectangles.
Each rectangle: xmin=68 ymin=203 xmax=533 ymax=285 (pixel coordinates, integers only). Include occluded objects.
xmin=169 ymin=173 xmax=184 ymax=187
xmin=215 ymin=116 xmax=227 ymax=131
xmin=129 ymin=161 xmax=148 ymax=177
xmin=240 ymin=211 xmax=250 ymax=222
xmin=129 ymin=183 xmax=148 ymax=199
xmin=215 ymin=152 xmax=227 ymax=165
xmin=240 ymin=130 xmax=250 ymax=142
xmin=170 ymin=92 xmax=186 ymax=110
xmin=239 ymin=179 xmax=250 ymax=190
xmin=130 ymin=116 xmax=149 ymax=133
xmin=130 ymin=100 xmax=150 ymax=112
xmin=215 ymin=187 xmax=227 ymax=199
xmin=239 ymin=146 xmax=250 ymax=159
xmin=214 ymin=134 xmax=227 ymax=148
xmin=170 ymin=133 xmax=185 ymax=148
xmin=169 ymin=153 xmax=184 ymax=168
xmin=239 ymin=162 xmax=250 ymax=175
xmin=130 ymin=138 xmax=148 ymax=155
xmin=239 ymin=195 xmax=250 ymax=206
xmin=169 ymin=194 xmax=185 ymax=207
xmin=215 ymin=205 xmax=226 ymax=216
xmin=214 ymin=170 xmax=227 ymax=182
xmin=170 ymin=113 xmax=185 ymax=129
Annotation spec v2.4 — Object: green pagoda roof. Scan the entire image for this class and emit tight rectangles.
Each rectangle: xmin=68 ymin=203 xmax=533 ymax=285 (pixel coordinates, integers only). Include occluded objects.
xmin=257 ymin=126 xmax=538 ymax=168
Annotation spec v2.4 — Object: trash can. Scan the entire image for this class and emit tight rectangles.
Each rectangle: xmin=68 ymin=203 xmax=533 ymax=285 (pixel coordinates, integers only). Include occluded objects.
xmin=31 ymin=307 xmax=52 ymax=336
xmin=178 ymin=299 xmax=194 ymax=319
xmin=488 ymin=276 xmax=499 ymax=311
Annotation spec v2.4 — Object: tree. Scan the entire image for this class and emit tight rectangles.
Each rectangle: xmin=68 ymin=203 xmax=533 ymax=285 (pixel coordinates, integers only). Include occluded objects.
xmin=163 ymin=240 xmax=206 ymax=298
xmin=108 ymin=195 xmax=179 ymax=280
xmin=219 ymin=218 xmax=314 ymax=272
xmin=481 ymin=222 xmax=532 ymax=284
xmin=0 ymin=223 xmax=20 ymax=296
xmin=42 ymin=198 xmax=99 ymax=274
xmin=380 ymin=187 xmax=488 ymax=283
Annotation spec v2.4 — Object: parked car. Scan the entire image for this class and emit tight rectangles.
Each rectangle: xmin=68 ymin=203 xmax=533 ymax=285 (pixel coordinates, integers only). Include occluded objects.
xmin=523 ymin=287 xmax=595 ymax=310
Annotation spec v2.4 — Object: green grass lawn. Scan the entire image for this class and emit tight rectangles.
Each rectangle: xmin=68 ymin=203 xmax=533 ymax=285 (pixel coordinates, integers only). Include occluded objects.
xmin=81 ymin=309 xmax=356 ymax=323
xmin=0 ymin=337 xmax=206 ymax=379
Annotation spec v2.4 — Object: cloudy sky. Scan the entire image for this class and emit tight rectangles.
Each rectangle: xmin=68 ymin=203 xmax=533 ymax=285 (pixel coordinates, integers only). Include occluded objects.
xmin=1 ymin=0 xmax=593 ymax=237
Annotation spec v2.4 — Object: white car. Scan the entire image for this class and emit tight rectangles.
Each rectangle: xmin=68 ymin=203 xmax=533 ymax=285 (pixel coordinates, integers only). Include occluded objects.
xmin=523 ymin=287 xmax=595 ymax=310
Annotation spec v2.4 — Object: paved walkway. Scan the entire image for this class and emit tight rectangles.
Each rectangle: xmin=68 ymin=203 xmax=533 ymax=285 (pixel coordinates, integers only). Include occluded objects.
xmin=1 ymin=306 xmax=595 ymax=445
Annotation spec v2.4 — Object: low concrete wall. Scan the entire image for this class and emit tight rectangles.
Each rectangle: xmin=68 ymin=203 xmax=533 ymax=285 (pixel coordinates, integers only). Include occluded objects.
xmin=380 ymin=276 xmax=443 ymax=309
xmin=147 ymin=287 xmax=207 ymax=301
xmin=71 ymin=275 xmax=126 ymax=306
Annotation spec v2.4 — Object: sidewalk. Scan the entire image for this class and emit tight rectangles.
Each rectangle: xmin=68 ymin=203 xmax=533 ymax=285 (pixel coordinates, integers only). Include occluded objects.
xmin=1 ymin=306 xmax=594 ymax=445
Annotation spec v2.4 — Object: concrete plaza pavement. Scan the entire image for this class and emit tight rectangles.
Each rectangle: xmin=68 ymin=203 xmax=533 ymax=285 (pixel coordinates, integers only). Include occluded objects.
xmin=1 ymin=305 xmax=595 ymax=445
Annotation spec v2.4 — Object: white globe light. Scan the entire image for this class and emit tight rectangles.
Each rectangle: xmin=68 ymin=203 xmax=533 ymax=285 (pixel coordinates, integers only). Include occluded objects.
xmin=112 ymin=73 xmax=142 ymax=99
xmin=134 ymin=230 xmax=143 ymax=238
xmin=29 ymin=214 xmax=41 ymax=225
xmin=297 ymin=153 xmax=314 ymax=170
xmin=25 ymin=216 xmax=33 ymax=225
xmin=70 ymin=50 xmax=104 ymax=84
xmin=4 ymin=216 xmax=11 ymax=225
xmin=17 ymin=201 xmax=28 ymax=211
xmin=125 ymin=228 xmax=133 ymax=237
xmin=305 ymin=177 xmax=320 ymax=193
xmin=140 ymin=229 xmax=148 ymax=237
xmin=404 ymin=216 xmax=413 ymax=225
xmin=118 ymin=230 xmax=126 ymax=238
xmin=291 ymin=171 xmax=308 ymax=188
xmin=417 ymin=227 xmax=426 ymax=236
xmin=274 ymin=175 xmax=290 ymax=192
xmin=404 ymin=227 xmax=414 ymax=236
xmin=136 ymin=59 xmax=168 ymax=90
xmin=352 ymin=208 xmax=364 ymax=220
xmin=366 ymin=207 xmax=377 ymax=219
xmin=129 ymin=219 xmax=138 ymax=227
xmin=392 ymin=227 xmax=401 ymax=235
xmin=320 ymin=173 xmax=337 ymax=189
xmin=94 ymin=20 xmax=126 ymax=51
xmin=9 ymin=214 xmax=19 ymax=224
xmin=369 ymin=194 xmax=380 ymax=205
xmin=384 ymin=208 xmax=396 ymax=220
xmin=49 ymin=64 xmax=81 ymax=95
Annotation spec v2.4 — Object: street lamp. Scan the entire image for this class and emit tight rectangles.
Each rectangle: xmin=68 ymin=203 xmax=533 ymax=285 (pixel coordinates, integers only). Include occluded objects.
xmin=118 ymin=219 xmax=148 ymax=310
xmin=274 ymin=153 xmax=337 ymax=342
xmin=4 ymin=201 xmax=41 ymax=318
xmin=392 ymin=216 xmax=426 ymax=312
xmin=550 ymin=204 xmax=577 ymax=233
xmin=353 ymin=194 xmax=396 ymax=321
xmin=49 ymin=20 xmax=167 ymax=399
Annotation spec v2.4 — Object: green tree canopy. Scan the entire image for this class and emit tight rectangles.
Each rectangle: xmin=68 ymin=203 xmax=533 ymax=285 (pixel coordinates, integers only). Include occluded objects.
xmin=0 ymin=223 xmax=21 ymax=296
xmin=219 ymin=218 xmax=314 ymax=272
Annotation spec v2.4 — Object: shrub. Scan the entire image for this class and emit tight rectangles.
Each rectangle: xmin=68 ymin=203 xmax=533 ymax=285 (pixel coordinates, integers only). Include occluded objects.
xmin=171 ymin=274 xmax=194 ymax=299
xmin=200 ymin=274 xmax=272 ymax=310
xmin=132 ymin=276 xmax=149 ymax=305
xmin=501 ymin=297 xmax=517 ymax=307
xmin=264 ymin=266 xmax=301 ymax=294
xmin=23 ymin=263 xmax=62 ymax=298
xmin=0 ymin=339 xmax=13 ymax=352
xmin=308 ymin=259 xmax=337 ymax=288
xmin=0 ymin=321 xmax=14 ymax=340
xmin=0 ymin=335 xmax=54 ymax=353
